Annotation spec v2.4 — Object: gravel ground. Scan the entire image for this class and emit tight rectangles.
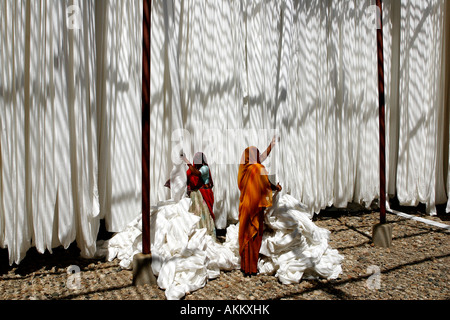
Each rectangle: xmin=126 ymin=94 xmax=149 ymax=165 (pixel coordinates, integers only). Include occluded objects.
xmin=1 ymin=205 xmax=449 ymax=301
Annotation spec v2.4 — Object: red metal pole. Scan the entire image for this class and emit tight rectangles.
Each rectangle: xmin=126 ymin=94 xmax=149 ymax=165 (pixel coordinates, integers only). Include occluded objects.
xmin=142 ymin=0 xmax=151 ymax=254
xmin=376 ymin=0 xmax=386 ymax=224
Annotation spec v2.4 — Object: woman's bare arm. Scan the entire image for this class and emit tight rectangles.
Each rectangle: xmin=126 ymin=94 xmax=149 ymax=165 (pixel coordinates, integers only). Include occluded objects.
xmin=181 ymin=155 xmax=201 ymax=176
xmin=260 ymin=135 xmax=278 ymax=163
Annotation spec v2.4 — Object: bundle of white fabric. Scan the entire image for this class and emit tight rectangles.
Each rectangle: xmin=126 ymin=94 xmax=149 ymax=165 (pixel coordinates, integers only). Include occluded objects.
xmin=258 ymin=193 xmax=343 ymax=284
xmin=150 ymin=198 xmax=240 ymax=300
xmin=96 ymin=198 xmax=240 ymax=300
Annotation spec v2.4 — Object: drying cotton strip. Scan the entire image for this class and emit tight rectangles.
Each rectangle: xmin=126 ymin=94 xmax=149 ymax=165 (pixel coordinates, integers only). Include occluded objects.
xmin=388 ymin=209 xmax=450 ymax=232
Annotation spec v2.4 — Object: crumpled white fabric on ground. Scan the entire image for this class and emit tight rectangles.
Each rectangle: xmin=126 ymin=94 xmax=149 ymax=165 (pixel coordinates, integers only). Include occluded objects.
xmin=152 ymin=199 xmax=240 ymax=299
xmin=258 ymin=193 xmax=343 ymax=284
xmin=95 ymin=214 xmax=142 ymax=270
xmin=97 ymin=197 xmax=239 ymax=300
xmin=96 ymin=193 xmax=342 ymax=299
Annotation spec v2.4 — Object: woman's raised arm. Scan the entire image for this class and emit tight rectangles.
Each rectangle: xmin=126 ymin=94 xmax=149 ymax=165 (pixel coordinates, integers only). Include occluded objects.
xmin=260 ymin=135 xmax=278 ymax=163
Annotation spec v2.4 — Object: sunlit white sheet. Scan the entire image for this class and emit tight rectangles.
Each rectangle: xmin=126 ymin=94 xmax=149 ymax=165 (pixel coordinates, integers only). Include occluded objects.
xmin=0 ymin=0 xmax=449 ymax=266
xmin=0 ymin=0 xmax=143 ymax=265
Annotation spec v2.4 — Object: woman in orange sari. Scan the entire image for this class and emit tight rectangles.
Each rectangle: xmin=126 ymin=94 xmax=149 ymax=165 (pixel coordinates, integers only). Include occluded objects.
xmin=238 ymin=140 xmax=281 ymax=275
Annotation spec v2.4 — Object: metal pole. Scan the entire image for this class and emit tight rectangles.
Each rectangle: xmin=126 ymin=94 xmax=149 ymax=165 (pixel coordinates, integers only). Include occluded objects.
xmin=376 ymin=0 xmax=386 ymax=224
xmin=142 ymin=0 xmax=151 ymax=254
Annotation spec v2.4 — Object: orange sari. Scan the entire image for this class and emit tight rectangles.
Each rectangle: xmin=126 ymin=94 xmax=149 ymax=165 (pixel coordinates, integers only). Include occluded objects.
xmin=238 ymin=147 xmax=273 ymax=274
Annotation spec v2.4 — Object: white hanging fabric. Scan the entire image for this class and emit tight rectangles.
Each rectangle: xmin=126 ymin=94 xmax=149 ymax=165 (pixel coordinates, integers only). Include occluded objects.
xmin=396 ymin=0 xmax=448 ymax=215
xmin=441 ymin=0 xmax=450 ymax=214
xmin=1 ymin=1 xmax=31 ymax=265
xmin=1 ymin=0 xmax=449 ymax=266
xmin=149 ymin=0 xmax=449 ymax=228
xmin=0 ymin=0 xmax=143 ymax=265
xmin=96 ymin=0 xmax=142 ymax=233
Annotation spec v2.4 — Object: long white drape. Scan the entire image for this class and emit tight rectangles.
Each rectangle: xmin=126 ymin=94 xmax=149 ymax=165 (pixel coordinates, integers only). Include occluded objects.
xmin=1 ymin=0 xmax=449 ymax=265
xmin=441 ymin=0 xmax=450 ymax=214
xmin=0 ymin=0 xmax=142 ymax=265
xmin=396 ymin=0 xmax=448 ymax=214
xmin=150 ymin=0 xmax=450 ymax=229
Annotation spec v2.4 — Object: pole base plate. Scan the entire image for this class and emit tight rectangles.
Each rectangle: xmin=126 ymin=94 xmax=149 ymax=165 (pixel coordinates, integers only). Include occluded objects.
xmin=372 ymin=223 xmax=393 ymax=248
xmin=132 ymin=253 xmax=157 ymax=286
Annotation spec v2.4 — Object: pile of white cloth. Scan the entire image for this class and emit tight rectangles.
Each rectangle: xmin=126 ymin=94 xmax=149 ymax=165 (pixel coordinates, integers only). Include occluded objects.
xmin=96 ymin=193 xmax=343 ymax=300
xmin=96 ymin=198 xmax=240 ymax=300
xmin=259 ymin=193 xmax=343 ymax=284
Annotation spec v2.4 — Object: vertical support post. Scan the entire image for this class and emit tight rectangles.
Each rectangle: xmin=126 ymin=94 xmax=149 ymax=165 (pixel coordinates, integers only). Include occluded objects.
xmin=142 ymin=0 xmax=151 ymax=254
xmin=376 ymin=0 xmax=386 ymax=224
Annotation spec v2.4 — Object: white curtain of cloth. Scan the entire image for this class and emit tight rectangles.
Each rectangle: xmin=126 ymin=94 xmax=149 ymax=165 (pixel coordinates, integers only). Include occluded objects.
xmin=1 ymin=0 xmax=449 ymax=265
xmin=150 ymin=0 xmax=449 ymax=229
xmin=441 ymin=0 xmax=450 ymax=214
xmin=396 ymin=0 xmax=448 ymax=215
xmin=0 ymin=0 xmax=142 ymax=265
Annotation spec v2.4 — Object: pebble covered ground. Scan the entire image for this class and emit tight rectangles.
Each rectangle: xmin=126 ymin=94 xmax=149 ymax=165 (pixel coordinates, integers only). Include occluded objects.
xmin=1 ymin=205 xmax=449 ymax=301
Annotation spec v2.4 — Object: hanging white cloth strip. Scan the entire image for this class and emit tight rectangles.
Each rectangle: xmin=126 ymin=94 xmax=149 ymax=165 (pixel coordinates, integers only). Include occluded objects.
xmin=1 ymin=0 xmax=449 ymax=265
xmin=443 ymin=0 xmax=450 ymax=214
xmin=149 ymin=0 xmax=450 ymax=229
xmin=388 ymin=208 xmax=450 ymax=232
xmin=0 ymin=0 xmax=143 ymax=265
xmin=396 ymin=0 xmax=448 ymax=215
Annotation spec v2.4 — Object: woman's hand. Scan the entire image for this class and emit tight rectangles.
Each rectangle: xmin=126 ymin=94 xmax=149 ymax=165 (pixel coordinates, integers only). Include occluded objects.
xmin=271 ymin=134 xmax=280 ymax=148
xmin=261 ymin=134 xmax=279 ymax=163
xmin=276 ymin=183 xmax=282 ymax=192
xmin=182 ymin=154 xmax=202 ymax=176
xmin=181 ymin=154 xmax=190 ymax=165
xmin=271 ymin=135 xmax=277 ymax=147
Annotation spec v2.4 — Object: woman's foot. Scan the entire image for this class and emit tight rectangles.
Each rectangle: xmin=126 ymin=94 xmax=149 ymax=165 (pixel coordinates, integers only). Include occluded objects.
xmin=242 ymin=270 xmax=257 ymax=277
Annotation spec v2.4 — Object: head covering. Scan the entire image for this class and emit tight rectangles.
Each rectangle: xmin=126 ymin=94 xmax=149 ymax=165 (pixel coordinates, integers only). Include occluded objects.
xmin=239 ymin=146 xmax=260 ymax=165
xmin=191 ymin=152 xmax=213 ymax=187
xmin=193 ymin=152 xmax=207 ymax=166
xmin=238 ymin=146 xmax=267 ymax=192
